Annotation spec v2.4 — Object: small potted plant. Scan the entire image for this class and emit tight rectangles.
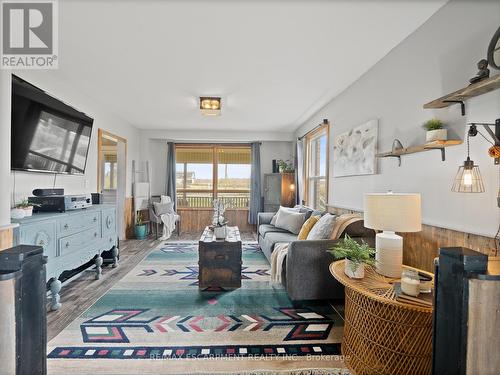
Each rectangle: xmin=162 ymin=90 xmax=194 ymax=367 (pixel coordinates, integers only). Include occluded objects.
xmin=16 ymin=198 xmax=36 ymax=217
xmin=328 ymin=235 xmax=376 ymax=279
xmin=423 ymin=118 xmax=447 ymax=142
xmin=134 ymin=211 xmax=148 ymax=240
xmin=277 ymin=159 xmax=295 ymax=173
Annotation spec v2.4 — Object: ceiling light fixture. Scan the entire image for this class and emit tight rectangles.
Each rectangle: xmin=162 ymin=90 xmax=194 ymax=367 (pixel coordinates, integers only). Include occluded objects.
xmin=200 ymin=97 xmax=221 ymax=116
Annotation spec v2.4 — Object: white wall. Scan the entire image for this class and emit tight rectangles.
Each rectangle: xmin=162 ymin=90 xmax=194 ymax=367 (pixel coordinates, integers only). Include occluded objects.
xmin=295 ymin=0 xmax=500 ymax=237
xmin=9 ymin=71 xmax=141 ymax=205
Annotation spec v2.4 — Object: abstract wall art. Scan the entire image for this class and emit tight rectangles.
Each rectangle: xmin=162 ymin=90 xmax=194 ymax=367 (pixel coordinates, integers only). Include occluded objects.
xmin=333 ymin=119 xmax=378 ymax=177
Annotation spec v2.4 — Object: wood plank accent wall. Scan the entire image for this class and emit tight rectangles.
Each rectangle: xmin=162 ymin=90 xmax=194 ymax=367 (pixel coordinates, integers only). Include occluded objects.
xmin=125 ymin=197 xmax=134 ymax=239
xmin=0 ymin=227 xmax=13 ymax=251
xmin=328 ymin=206 xmax=496 ymax=272
xmin=178 ymin=209 xmax=254 ymax=234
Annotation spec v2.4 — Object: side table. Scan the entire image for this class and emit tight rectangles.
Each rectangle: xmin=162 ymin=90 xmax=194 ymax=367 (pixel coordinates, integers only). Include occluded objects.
xmin=330 ymin=260 xmax=433 ymax=375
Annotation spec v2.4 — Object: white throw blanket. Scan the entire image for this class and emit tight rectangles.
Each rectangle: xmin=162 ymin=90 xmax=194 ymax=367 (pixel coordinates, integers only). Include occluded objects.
xmin=270 ymin=242 xmax=289 ymax=283
xmin=160 ymin=213 xmax=179 ymax=240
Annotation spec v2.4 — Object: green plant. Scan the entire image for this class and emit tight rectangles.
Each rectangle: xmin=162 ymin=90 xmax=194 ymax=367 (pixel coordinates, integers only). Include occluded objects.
xmin=422 ymin=118 xmax=444 ymax=131
xmin=136 ymin=211 xmax=144 ymax=226
xmin=277 ymin=159 xmax=294 ymax=173
xmin=16 ymin=198 xmax=33 ymax=209
xmin=328 ymin=234 xmax=376 ymax=272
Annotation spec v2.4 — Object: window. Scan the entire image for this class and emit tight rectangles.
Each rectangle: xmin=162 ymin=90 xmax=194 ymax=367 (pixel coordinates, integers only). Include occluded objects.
xmin=103 ymin=154 xmax=117 ymax=190
xmin=175 ymin=145 xmax=251 ymax=209
xmin=305 ymin=124 xmax=329 ymax=210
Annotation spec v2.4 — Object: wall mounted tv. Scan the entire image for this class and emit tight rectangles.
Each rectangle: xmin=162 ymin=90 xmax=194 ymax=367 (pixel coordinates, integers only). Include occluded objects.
xmin=11 ymin=75 xmax=94 ymax=175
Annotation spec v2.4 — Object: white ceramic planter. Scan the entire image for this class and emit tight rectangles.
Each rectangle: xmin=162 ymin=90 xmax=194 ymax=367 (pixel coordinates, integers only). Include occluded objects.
xmin=11 ymin=208 xmax=26 ymax=220
xmin=344 ymin=259 xmax=365 ymax=279
xmin=426 ymin=129 xmax=447 ymax=142
xmin=214 ymin=225 xmax=227 ymax=239
xmin=23 ymin=206 xmax=34 ymax=217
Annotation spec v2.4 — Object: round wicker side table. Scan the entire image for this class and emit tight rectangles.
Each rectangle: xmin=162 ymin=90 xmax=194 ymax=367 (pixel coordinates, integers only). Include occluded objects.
xmin=330 ymin=260 xmax=433 ymax=375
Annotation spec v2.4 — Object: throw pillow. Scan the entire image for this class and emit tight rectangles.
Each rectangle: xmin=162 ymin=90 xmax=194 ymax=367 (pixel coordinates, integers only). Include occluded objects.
xmin=293 ymin=205 xmax=314 ymax=220
xmin=160 ymin=195 xmax=172 ymax=204
xmin=275 ymin=210 xmax=306 ymax=234
xmin=307 ymin=213 xmax=336 ymax=240
xmin=297 ymin=215 xmax=320 ymax=240
xmin=270 ymin=206 xmax=300 ymax=226
xmin=154 ymin=201 xmax=174 ymax=216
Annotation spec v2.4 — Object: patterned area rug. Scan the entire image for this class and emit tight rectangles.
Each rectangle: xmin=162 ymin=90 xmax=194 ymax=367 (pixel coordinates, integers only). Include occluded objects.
xmin=48 ymin=241 xmax=348 ymax=374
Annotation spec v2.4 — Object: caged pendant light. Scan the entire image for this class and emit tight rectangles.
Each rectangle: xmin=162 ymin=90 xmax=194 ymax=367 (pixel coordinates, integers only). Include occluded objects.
xmin=452 ymin=130 xmax=485 ymax=193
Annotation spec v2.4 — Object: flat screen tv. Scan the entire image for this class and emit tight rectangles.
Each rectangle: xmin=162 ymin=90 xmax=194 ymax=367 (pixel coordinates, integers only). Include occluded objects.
xmin=11 ymin=75 xmax=94 ymax=175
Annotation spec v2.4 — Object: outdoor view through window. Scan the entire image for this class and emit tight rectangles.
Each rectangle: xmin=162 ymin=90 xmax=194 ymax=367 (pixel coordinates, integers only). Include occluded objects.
xmin=176 ymin=145 xmax=251 ymax=209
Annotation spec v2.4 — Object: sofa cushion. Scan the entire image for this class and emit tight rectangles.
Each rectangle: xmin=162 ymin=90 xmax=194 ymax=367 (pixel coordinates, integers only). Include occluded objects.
xmin=258 ymin=224 xmax=290 ymax=238
xmin=293 ymin=205 xmax=314 ymax=220
xmin=266 ymin=232 xmax=298 ymax=250
xmin=271 ymin=206 xmax=300 ymax=225
xmin=297 ymin=215 xmax=320 ymax=240
xmin=307 ymin=213 xmax=336 ymax=240
xmin=275 ymin=210 xmax=306 ymax=235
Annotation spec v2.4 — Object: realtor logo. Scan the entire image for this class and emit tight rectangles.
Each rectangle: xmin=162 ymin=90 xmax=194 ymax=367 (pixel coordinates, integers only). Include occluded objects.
xmin=1 ymin=0 xmax=58 ymax=69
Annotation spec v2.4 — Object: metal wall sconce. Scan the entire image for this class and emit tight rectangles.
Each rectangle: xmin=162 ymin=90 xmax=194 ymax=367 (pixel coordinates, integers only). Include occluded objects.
xmin=452 ymin=119 xmax=500 ymax=193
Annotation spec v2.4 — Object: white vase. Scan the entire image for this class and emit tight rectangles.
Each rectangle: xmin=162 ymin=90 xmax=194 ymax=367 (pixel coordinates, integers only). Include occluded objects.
xmin=11 ymin=208 xmax=26 ymax=220
xmin=214 ymin=225 xmax=227 ymax=239
xmin=23 ymin=206 xmax=33 ymax=217
xmin=344 ymin=259 xmax=365 ymax=279
xmin=426 ymin=129 xmax=447 ymax=142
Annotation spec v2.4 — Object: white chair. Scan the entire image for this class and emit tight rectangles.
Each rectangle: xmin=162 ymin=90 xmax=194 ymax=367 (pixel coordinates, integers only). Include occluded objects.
xmin=149 ymin=195 xmax=180 ymax=239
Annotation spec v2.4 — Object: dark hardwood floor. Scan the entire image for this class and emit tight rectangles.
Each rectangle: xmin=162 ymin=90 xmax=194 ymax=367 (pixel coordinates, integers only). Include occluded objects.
xmin=47 ymin=231 xmax=257 ymax=340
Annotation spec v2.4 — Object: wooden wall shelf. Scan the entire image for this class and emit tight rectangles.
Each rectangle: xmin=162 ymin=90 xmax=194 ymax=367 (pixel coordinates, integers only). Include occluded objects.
xmin=376 ymin=140 xmax=462 ymax=166
xmin=424 ymin=74 xmax=500 ymax=115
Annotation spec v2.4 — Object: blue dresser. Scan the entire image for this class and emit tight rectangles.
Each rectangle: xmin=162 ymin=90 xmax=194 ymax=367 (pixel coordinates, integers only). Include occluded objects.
xmin=12 ymin=204 xmax=119 ymax=310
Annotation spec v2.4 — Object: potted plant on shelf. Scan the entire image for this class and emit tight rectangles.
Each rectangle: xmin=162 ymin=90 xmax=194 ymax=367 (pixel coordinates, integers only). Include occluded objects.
xmin=277 ymin=159 xmax=295 ymax=173
xmin=134 ymin=211 xmax=147 ymax=240
xmin=423 ymin=118 xmax=447 ymax=142
xmin=328 ymin=234 xmax=376 ymax=279
xmin=16 ymin=198 xmax=36 ymax=217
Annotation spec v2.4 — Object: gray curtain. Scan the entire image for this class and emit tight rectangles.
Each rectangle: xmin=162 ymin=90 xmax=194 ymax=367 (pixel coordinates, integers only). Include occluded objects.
xmin=248 ymin=142 xmax=262 ymax=225
xmin=165 ymin=142 xmax=177 ymax=209
xmin=295 ymin=138 xmax=305 ymax=205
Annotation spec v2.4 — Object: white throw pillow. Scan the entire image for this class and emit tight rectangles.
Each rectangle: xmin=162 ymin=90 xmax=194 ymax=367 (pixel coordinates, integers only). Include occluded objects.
xmin=160 ymin=195 xmax=172 ymax=204
xmin=275 ymin=210 xmax=306 ymax=235
xmin=307 ymin=213 xmax=336 ymax=240
xmin=154 ymin=201 xmax=174 ymax=215
xmin=270 ymin=206 xmax=300 ymax=226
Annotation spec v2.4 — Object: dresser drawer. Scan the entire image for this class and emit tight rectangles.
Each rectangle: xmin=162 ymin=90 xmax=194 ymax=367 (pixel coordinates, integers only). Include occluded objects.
xmin=19 ymin=222 xmax=57 ymax=258
xmin=58 ymin=211 xmax=101 ymax=236
xmin=102 ymin=209 xmax=116 ymax=236
xmin=59 ymin=227 xmax=100 ymax=257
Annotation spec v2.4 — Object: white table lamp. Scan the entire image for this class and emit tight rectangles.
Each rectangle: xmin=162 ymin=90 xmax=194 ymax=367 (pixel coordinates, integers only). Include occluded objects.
xmin=364 ymin=192 xmax=421 ymax=277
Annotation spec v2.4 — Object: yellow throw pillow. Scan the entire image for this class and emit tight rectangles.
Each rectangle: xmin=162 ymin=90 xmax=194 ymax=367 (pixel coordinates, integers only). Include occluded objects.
xmin=297 ymin=215 xmax=320 ymax=240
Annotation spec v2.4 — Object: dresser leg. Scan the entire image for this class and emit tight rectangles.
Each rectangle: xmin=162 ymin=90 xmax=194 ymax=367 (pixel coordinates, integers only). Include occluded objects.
xmin=49 ymin=278 xmax=62 ymax=311
xmin=95 ymin=255 xmax=103 ymax=280
xmin=111 ymin=246 xmax=119 ymax=268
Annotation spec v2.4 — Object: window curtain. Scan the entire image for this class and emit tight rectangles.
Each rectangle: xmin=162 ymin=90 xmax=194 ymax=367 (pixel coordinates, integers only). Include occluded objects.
xmin=248 ymin=142 xmax=262 ymax=225
xmin=295 ymin=138 xmax=305 ymax=205
xmin=165 ymin=142 xmax=177 ymax=209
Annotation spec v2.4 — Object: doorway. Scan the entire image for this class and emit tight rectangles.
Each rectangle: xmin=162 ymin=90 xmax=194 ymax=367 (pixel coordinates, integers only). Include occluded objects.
xmin=97 ymin=129 xmax=127 ymax=240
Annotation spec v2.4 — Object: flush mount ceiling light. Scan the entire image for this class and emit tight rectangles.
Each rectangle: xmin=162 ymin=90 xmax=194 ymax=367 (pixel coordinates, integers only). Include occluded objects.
xmin=200 ymin=97 xmax=221 ymax=116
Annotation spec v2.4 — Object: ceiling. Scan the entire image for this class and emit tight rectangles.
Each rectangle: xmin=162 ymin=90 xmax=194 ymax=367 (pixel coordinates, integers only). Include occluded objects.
xmin=56 ymin=0 xmax=447 ymax=132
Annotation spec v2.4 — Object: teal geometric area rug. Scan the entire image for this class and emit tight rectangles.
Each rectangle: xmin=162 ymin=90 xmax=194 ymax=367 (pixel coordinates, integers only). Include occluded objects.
xmin=47 ymin=241 xmax=348 ymax=374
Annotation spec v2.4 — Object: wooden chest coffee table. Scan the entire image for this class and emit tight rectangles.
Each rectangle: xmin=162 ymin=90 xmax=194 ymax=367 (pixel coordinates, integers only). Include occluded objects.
xmin=198 ymin=226 xmax=242 ymax=289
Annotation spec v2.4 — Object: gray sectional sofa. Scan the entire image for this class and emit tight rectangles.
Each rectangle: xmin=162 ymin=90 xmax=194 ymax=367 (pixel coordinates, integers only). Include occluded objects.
xmin=258 ymin=208 xmax=375 ymax=301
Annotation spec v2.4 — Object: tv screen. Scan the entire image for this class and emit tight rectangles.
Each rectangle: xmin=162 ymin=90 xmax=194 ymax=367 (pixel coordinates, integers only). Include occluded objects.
xmin=11 ymin=75 xmax=94 ymax=175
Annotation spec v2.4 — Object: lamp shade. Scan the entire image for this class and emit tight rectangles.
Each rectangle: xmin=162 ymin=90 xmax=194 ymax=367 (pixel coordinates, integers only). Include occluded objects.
xmin=364 ymin=193 xmax=421 ymax=232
